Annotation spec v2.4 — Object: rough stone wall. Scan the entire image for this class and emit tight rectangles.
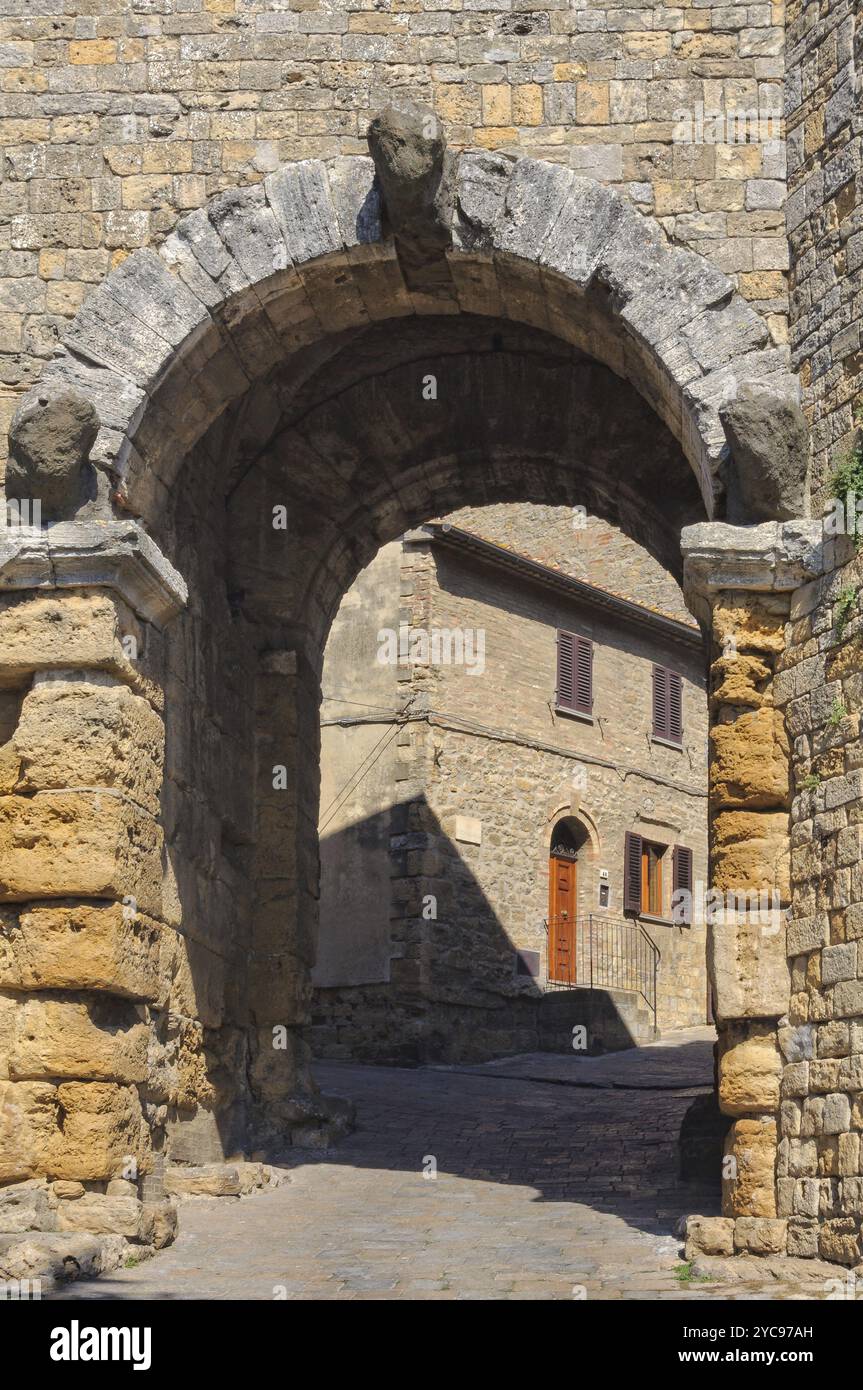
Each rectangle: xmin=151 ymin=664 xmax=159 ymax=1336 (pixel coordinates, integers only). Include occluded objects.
xmin=312 ymin=507 xmax=709 ymax=1062
xmin=785 ymin=0 xmax=860 ymax=506
xmin=0 ymin=0 xmax=790 ymax=459
xmin=777 ymin=540 xmax=863 ymax=1265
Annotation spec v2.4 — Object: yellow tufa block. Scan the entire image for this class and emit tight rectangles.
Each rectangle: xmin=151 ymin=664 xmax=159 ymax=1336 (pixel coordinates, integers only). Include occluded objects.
xmin=69 ymin=39 xmax=118 ymax=65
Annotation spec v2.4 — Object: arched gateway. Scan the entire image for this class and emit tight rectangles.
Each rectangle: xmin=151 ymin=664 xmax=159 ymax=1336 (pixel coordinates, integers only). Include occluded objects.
xmin=1 ymin=109 xmax=841 ymax=1265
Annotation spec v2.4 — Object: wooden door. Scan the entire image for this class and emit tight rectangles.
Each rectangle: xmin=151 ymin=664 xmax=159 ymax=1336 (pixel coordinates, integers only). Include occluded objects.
xmin=548 ymin=854 xmax=577 ymax=983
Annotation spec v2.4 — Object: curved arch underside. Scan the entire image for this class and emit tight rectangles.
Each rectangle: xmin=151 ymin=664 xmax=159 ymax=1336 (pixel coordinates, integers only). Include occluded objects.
xmin=26 ymin=153 xmax=796 ymax=542
xmin=211 ymin=316 xmax=703 ymax=637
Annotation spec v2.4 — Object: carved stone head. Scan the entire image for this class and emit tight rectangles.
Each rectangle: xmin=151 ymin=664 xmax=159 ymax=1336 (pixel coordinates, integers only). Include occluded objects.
xmin=6 ymin=385 xmax=99 ymax=521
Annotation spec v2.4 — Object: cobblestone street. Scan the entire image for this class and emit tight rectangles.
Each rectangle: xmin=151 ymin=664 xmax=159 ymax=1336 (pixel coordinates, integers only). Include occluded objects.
xmin=51 ymin=1030 xmax=837 ymax=1301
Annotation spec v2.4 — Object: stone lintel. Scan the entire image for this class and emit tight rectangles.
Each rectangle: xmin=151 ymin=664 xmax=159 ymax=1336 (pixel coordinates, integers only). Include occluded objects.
xmin=680 ymin=520 xmax=825 ymax=624
xmin=0 ymin=520 xmax=187 ymax=629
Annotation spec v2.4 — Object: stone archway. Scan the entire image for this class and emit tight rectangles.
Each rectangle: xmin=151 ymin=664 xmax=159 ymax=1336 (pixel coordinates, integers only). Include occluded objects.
xmin=1 ymin=109 xmax=825 ymax=1263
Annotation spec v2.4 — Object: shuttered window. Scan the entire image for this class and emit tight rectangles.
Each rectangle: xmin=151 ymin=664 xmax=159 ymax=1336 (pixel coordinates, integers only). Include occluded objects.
xmin=624 ymin=831 xmax=643 ymax=913
xmin=672 ymin=844 xmax=694 ymax=926
xmin=556 ymin=630 xmax=593 ymax=716
xmin=625 ymin=832 xmax=674 ymax=917
xmin=652 ymin=664 xmax=683 ymax=744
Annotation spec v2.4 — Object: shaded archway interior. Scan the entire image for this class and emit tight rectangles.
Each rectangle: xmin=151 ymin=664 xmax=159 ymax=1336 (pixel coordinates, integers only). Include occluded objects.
xmin=158 ymin=314 xmax=703 ymax=638
xmin=144 ymin=307 xmax=707 ymax=1150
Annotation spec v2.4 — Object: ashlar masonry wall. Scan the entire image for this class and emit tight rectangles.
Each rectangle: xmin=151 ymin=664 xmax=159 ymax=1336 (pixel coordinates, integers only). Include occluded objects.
xmin=0 ymin=0 xmax=790 ymax=453
xmin=785 ymin=0 xmax=861 ymax=509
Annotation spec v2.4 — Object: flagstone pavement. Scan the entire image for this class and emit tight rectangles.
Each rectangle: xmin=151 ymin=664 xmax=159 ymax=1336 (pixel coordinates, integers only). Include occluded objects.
xmin=51 ymin=1028 xmax=840 ymax=1301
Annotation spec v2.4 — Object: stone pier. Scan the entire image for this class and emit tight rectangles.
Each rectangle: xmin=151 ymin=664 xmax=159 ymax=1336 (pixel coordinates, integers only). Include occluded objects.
xmin=684 ymin=521 xmax=863 ymax=1265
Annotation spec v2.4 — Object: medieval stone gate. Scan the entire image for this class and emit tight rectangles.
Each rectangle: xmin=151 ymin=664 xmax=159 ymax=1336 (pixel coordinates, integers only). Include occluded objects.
xmin=1 ymin=74 xmax=861 ymax=1270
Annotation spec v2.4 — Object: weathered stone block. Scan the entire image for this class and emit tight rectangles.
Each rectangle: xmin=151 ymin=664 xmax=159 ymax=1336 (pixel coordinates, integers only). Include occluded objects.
xmin=709 ymin=914 xmax=789 ymax=1021
xmin=54 ymin=1182 xmax=85 ymax=1199
xmin=0 ymin=1231 xmax=117 ymax=1291
xmin=724 ymin=1117 xmax=777 ymax=1218
xmin=147 ymin=1015 xmax=214 ymax=1112
xmin=145 ymin=1200 xmax=178 ymax=1248
xmin=265 ymin=160 xmax=341 ymax=265
xmin=786 ymin=1217 xmax=819 ymax=1258
xmin=247 ymin=954 xmax=311 ymax=1026
xmin=684 ymin=1214 xmax=734 ymax=1258
xmin=49 ymin=1082 xmax=150 ymax=1182
xmin=0 ymin=902 xmax=160 ymax=1001
xmin=821 ymin=942 xmax=857 ymax=986
xmin=833 ymin=979 xmax=863 ymax=1019
xmin=719 ymin=1025 xmax=782 ymax=1115
xmin=56 ymin=1192 xmax=152 ymax=1242
xmin=778 ymin=1023 xmax=814 ymax=1063
xmin=710 ymin=652 xmax=772 ymax=708
xmin=158 ymin=929 xmax=225 ymax=1029
xmin=0 ymin=593 xmax=142 ymax=689
xmin=712 ymin=595 xmax=787 ymax=655
xmin=0 ymin=1179 xmax=56 ymax=1233
xmin=710 ymin=707 xmax=790 ymax=809
xmin=781 ymin=1061 xmax=810 ymax=1098
xmin=712 ymin=810 xmax=790 ymax=900
xmin=0 ymin=791 xmax=162 ymax=917
xmin=7 ymin=995 xmax=149 ymax=1084
xmin=5 ymin=383 xmax=99 ymax=521
xmin=818 ymin=1216 xmax=861 ymax=1266
xmin=0 ymin=1080 xmax=57 ymax=1183
xmin=823 ymin=1093 xmax=852 ymax=1135
xmin=733 ymin=1216 xmax=787 ymax=1255
xmin=838 ymin=1055 xmax=863 ymax=1092
xmin=7 ymin=675 xmax=164 ymax=816
xmin=720 ymin=380 xmax=810 ymax=525
xmin=164 ymin=1162 xmax=241 ymax=1198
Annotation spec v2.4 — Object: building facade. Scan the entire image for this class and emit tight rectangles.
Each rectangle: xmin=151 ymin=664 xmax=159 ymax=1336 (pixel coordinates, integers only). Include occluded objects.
xmin=313 ymin=504 xmax=709 ymax=1062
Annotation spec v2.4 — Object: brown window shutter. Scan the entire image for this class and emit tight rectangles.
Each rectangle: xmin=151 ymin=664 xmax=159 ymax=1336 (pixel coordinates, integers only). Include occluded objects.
xmin=653 ymin=665 xmax=683 ymax=743
xmin=668 ymin=670 xmax=683 ymax=743
xmin=624 ymin=831 xmax=643 ymax=913
xmin=652 ymin=664 xmax=668 ymax=740
xmin=556 ymin=630 xmax=575 ymax=709
xmin=672 ymin=844 xmax=693 ymax=924
xmin=574 ymin=635 xmax=593 ymax=714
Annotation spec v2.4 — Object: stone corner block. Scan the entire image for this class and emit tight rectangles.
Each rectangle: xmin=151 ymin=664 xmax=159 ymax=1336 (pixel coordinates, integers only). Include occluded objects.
xmin=733 ymin=1217 xmax=788 ymax=1256
xmin=684 ymin=1214 xmax=735 ymax=1259
xmin=681 ymin=519 xmax=826 ymax=623
xmin=0 ymin=520 xmax=187 ymax=629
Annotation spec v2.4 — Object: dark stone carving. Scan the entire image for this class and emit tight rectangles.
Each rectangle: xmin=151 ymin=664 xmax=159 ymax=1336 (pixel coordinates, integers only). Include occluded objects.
xmin=367 ymin=103 xmax=455 ymax=294
xmin=6 ymin=385 xmax=99 ymax=521
xmin=720 ymin=382 xmax=810 ymax=524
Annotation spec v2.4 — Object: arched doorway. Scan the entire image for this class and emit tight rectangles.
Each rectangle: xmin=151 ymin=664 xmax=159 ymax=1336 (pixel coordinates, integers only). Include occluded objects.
xmin=0 ymin=128 xmax=803 ymax=1247
xmin=547 ymin=817 xmax=588 ymax=985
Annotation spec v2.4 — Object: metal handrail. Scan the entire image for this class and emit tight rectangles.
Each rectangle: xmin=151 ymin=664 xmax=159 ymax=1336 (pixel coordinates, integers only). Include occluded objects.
xmin=543 ymin=914 xmax=660 ymax=1026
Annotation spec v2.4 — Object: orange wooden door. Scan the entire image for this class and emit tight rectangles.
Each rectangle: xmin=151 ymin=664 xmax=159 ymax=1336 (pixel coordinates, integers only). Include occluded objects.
xmin=548 ymin=855 xmax=577 ymax=983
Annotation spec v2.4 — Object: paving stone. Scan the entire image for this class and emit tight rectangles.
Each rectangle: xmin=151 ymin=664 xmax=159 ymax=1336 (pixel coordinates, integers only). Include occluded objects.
xmin=47 ymin=1029 xmax=833 ymax=1302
